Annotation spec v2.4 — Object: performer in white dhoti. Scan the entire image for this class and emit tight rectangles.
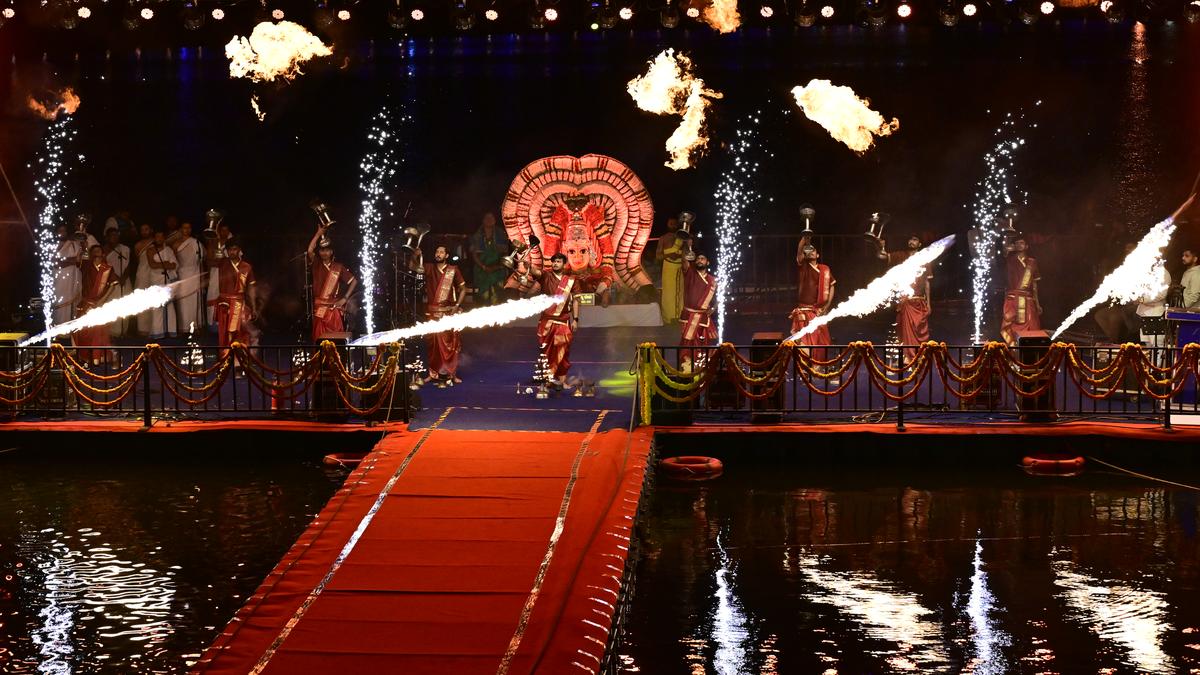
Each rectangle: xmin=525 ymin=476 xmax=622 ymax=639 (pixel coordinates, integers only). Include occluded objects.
xmin=172 ymin=221 xmax=205 ymax=333
xmin=145 ymin=230 xmax=179 ymax=339
xmin=102 ymin=227 xmax=133 ymax=338
xmin=51 ymin=222 xmax=99 ymax=326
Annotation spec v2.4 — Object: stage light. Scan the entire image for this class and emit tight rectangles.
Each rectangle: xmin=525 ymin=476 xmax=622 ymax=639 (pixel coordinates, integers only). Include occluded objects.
xmin=411 ymin=8 xmax=425 ymax=19
xmin=1187 ymin=0 xmax=1200 ymax=22
xmin=795 ymin=1 xmax=818 ymax=25
xmin=1100 ymin=0 xmax=1126 ymax=21
xmin=962 ymin=2 xmax=977 ymax=15
xmin=141 ymin=6 xmax=154 ymax=19
xmin=686 ymin=5 xmax=701 ymax=16
xmin=77 ymin=6 xmax=91 ymax=18
xmin=271 ymin=8 xmax=285 ymax=20
xmin=760 ymin=4 xmax=775 ymax=16
xmin=1040 ymin=0 xmax=1054 ymax=13
xmin=182 ymin=3 xmax=205 ymax=29
xmin=896 ymin=2 xmax=912 ymax=17
xmin=660 ymin=7 xmax=680 ymax=26
xmin=211 ymin=7 xmax=225 ymax=20
xmin=485 ymin=7 xmax=499 ymax=20
xmin=544 ymin=6 xmax=558 ymax=20
xmin=337 ymin=9 xmax=351 ymax=20
xmin=619 ymin=5 xmax=633 ymax=18
xmin=1 ymin=6 xmax=13 ymax=20
xmin=821 ymin=4 xmax=835 ymax=17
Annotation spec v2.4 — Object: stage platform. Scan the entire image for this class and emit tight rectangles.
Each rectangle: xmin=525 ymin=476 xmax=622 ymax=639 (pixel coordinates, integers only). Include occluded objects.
xmin=193 ymin=409 xmax=653 ymax=675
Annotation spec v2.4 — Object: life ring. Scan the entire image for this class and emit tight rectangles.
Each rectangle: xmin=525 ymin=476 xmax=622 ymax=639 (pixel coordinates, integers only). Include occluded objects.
xmin=1021 ymin=453 xmax=1084 ymax=476
xmin=659 ymin=456 xmax=724 ymax=481
xmin=323 ymin=452 xmax=368 ymax=469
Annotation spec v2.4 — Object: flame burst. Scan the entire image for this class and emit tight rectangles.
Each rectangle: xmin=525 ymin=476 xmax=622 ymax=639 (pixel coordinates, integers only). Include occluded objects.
xmin=350 ymin=296 xmax=561 ymax=346
xmin=1051 ymin=216 xmax=1174 ymax=339
xmin=28 ymin=89 xmax=82 ymax=121
xmin=225 ymin=21 xmax=332 ymax=83
xmin=627 ymin=49 xmax=723 ymax=170
xmin=790 ymin=79 xmax=899 ymax=154
xmin=702 ymin=0 xmax=741 ymax=32
xmin=789 ymin=235 xmax=956 ymax=340
xmin=20 ymin=285 xmax=174 ymax=346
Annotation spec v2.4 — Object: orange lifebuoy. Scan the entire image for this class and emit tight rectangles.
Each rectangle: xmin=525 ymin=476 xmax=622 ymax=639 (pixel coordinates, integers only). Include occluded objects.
xmin=1021 ymin=453 xmax=1084 ymax=476
xmin=323 ymin=452 xmax=368 ymax=469
xmin=659 ymin=455 xmax=724 ymax=481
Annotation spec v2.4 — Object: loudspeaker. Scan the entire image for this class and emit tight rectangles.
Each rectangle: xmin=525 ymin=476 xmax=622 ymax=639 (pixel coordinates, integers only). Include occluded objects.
xmin=1016 ymin=329 xmax=1056 ymax=422
xmin=750 ymin=332 xmax=784 ymax=423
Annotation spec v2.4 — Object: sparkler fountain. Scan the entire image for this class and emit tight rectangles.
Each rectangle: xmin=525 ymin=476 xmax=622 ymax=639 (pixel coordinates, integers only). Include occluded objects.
xmin=714 ymin=113 xmax=767 ymax=344
xmin=357 ymin=106 xmax=406 ymax=336
xmin=31 ymin=91 xmax=82 ymax=341
xmin=967 ymin=107 xmax=1035 ymax=343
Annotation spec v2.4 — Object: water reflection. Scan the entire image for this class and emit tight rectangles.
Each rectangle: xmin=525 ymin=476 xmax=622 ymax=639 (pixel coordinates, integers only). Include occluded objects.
xmin=797 ymin=553 xmax=948 ymax=671
xmin=620 ymin=455 xmax=1200 ymax=674
xmin=1052 ymin=552 xmax=1173 ymax=673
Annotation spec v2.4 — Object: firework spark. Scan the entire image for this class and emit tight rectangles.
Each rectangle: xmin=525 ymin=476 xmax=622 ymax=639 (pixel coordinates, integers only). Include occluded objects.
xmin=968 ymin=107 xmax=1035 ymax=343
xmin=702 ymin=0 xmax=741 ymax=32
xmin=789 ymin=235 xmax=956 ymax=340
xmin=250 ymin=95 xmax=265 ymax=121
xmin=790 ymin=80 xmax=898 ymax=154
xmin=20 ymin=285 xmax=174 ymax=346
xmin=1051 ymin=216 xmax=1174 ymax=339
xmin=225 ymin=21 xmax=332 ymax=83
xmin=627 ymin=49 xmax=723 ymax=170
xmin=714 ymin=114 xmax=766 ymax=343
xmin=27 ymin=89 xmax=82 ymax=121
xmin=32 ymin=100 xmax=83 ymax=336
xmin=358 ymin=106 xmax=405 ymax=335
xmin=350 ymin=295 xmax=561 ymax=346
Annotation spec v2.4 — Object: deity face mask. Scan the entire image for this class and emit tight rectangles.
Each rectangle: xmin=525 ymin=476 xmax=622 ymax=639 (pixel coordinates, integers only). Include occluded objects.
xmin=563 ymin=229 xmax=593 ymax=273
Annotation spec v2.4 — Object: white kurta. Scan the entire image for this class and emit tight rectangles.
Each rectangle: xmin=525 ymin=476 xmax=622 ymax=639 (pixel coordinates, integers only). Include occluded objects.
xmin=173 ymin=236 xmax=204 ymax=334
xmin=105 ymin=244 xmax=132 ymax=337
xmin=142 ymin=244 xmax=179 ymax=338
xmin=51 ymin=235 xmax=100 ymax=326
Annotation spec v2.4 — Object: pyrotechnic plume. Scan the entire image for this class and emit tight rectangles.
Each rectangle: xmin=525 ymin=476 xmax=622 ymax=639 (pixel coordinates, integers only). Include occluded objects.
xmin=789 ymin=79 xmax=898 ymax=153
xmin=702 ymin=0 xmax=741 ymax=32
xmin=250 ymin=95 xmax=265 ymax=121
xmin=790 ymin=235 xmax=956 ymax=340
xmin=1051 ymin=216 xmax=1174 ymax=339
xmin=20 ymin=285 xmax=174 ymax=346
xmin=714 ymin=113 xmax=767 ymax=343
xmin=967 ymin=106 xmax=1035 ymax=343
xmin=226 ymin=21 xmax=332 ymax=83
xmin=627 ymin=49 xmax=723 ymax=170
xmin=350 ymin=296 xmax=562 ymax=346
xmin=357 ymin=106 xmax=406 ymax=335
xmin=32 ymin=97 xmax=83 ymax=336
xmin=27 ymin=88 xmax=82 ymax=121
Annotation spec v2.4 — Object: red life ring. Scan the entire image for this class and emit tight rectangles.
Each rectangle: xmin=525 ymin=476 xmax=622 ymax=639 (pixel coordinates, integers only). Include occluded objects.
xmin=323 ymin=452 xmax=368 ymax=469
xmin=659 ymin=456 xmax=724 ymax=481
xmin=1021 ymin=453 xmax=1084 ymax=476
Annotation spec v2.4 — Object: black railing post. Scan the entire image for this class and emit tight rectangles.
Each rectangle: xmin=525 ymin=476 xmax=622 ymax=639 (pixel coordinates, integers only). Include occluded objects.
xmin=141 ymin=348 xmax=152 ymax=429
xmin=896 ymin=393 xmax=906 ymax=432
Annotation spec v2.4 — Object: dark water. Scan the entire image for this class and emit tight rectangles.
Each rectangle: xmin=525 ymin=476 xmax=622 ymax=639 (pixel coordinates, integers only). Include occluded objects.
xmin=619 ymin=447 xmax=1200 ymax=674
xmin=0 ymin=442 xmax=350 ymax=674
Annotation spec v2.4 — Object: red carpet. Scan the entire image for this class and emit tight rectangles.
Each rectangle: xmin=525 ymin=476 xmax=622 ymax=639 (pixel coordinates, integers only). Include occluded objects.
xmin=657 ymin=420 xmax=1200 ymax=442
xmin=195 ymin=416 xmax=652 ymax=675
xmin=0 ymin=419 xmax=408 ymax=433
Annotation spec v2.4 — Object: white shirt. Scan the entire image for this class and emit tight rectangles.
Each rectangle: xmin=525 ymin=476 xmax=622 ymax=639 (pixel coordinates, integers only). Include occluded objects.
xmin=1183 ymin=265 xmax=1200 ymax=309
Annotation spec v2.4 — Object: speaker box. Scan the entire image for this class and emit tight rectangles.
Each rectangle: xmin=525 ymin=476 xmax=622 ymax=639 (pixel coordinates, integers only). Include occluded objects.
xmin=750 ymin=332 xmax=784 ymax=423
xmin=1016 ymin=329 xmax=1056 ymax=422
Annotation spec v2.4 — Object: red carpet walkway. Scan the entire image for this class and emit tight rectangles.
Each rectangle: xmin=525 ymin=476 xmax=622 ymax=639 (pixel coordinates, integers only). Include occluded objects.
xmin=195 ymin=408 xmax=652 ymax=675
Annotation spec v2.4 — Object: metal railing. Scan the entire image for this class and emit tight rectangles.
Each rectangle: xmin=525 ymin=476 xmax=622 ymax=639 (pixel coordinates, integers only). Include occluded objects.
xmin=0 ymin=343 xmax=416 ymax=424
xmin=638 ymin=342 xmax=1199 ymax=429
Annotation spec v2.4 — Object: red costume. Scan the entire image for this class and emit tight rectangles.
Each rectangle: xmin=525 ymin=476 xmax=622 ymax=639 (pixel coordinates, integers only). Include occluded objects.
xmin=680 ymin=265 xmax=718 ymax=347
xmin=537 ymin=270 xmax=576 ymax=380
xmin=790 ymin=262 xmax=835 ymax=352
xmin=1000 ymin=253 xmax=1041 ymax=346
xmin=887 ymin=250 xmax=932 ymax=356
xmin=424 ymin=262 xmax=466 ymax=378
xmin=74 ymin=259 xmax=116 ymax=362
xmin=312 ymin=260 xmax=356 ymax=341
xmin=211 ymin=258 xmax=255 ymax=347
